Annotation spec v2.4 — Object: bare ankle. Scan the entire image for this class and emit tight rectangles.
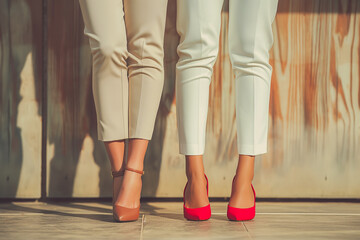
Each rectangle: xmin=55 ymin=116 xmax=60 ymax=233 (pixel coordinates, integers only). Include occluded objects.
xmin=186 ymin=171 xmax=205 ymax=180
xmin=185 ymin=155 xmax=205 ymax=180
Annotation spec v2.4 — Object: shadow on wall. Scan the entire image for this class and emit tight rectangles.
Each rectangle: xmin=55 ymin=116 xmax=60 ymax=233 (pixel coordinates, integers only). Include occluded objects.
xmin=46 ymin=0 xmax=108 ymax=198
xmin=142 ymin=0 xmax=179 ymax=196
xmin=0 ymin=0 xmax=43 ymax=198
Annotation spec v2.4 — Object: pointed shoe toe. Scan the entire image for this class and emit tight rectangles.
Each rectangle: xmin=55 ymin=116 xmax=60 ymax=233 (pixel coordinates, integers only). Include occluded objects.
xmin=227 ymin=204 xmax=255 ymax=221
xmin=184 ymin=204 xmax=211 ymax=221
xmin=113 ymin=205 xmax=140 ymax=222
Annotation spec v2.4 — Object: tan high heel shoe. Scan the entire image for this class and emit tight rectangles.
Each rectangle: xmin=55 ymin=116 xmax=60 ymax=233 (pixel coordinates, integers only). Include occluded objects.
xmin=112 ymin=167 xmax=144 ymax=222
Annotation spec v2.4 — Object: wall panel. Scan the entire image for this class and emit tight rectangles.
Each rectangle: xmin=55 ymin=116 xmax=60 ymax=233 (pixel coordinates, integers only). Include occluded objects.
xmin=1 ymin=0 xmax=359 ymax=198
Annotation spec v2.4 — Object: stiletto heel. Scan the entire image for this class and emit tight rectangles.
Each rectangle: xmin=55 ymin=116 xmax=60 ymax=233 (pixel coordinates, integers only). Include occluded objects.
xmin=227 ymin=181 xmax=256 ymax=221
xmin=112 ymin=167 xmax=144 ymax=222
xmin=183 ymin=174 xmax=211 ymax=221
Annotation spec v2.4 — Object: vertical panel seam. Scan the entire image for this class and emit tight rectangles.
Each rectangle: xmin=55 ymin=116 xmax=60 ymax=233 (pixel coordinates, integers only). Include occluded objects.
xmin=40 ymin=0 xmax=48 ymax=200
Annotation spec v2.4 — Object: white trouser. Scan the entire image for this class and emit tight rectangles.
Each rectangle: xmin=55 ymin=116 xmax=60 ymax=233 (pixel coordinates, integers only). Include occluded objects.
xmin=176 ymin=0 xmax=278 ymax=155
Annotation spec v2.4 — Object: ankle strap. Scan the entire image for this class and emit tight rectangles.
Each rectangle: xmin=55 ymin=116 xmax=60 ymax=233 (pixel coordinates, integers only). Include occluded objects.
xmin=111 ymin=169 xmax=124 ymax=178
xmin=125 ymin=167 xmax=144 ymax=175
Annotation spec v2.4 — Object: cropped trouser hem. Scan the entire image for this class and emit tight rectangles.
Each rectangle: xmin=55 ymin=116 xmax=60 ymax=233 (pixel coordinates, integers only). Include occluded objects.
xmin=179 ymin=143 xmax=205 ymax=156
xmin=99 ymin=135 xmax=152 ymax=142
xmin=237 ymin=144 xmax=267 ymax=156
xmin=179 ymin=143 xmax=267 ymax=156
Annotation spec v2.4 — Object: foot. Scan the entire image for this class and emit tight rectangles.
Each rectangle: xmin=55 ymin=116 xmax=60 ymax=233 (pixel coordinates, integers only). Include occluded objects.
xmin=114 ymin=169 xmax=142 ymax=209
xmin=228 ymin=176 xmax=254 ymax=208
xmin=184 ymin=175 xmax=209 ymax=208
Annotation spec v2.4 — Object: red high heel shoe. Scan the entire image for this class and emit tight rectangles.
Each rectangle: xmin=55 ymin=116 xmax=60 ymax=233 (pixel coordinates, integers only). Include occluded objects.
xmin=183 ymin=174 xmax=211 ymax=221
xmin=227 ymin=182 xmax=256 ymax=221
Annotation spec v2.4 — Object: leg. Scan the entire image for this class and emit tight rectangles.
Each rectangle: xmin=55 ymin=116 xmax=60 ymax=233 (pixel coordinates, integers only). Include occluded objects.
xmin=125 ymin=0 xmax=168 ymax=139
xmin=229 ymin=0 xmax=278 ymax=156
xmin=184 ymin=155 xmax=208 ymax=208
xmin=176 ymin=0 xmax=224 ymax=208
xmin=104 ymin=140 xmax=125 ymax=203
xmin=79 ymin=0 xmax=128 ymax=204
xmin=114 ymin=139 xmax=148 ymax=208
xmin=228 ymin=0 xmax=278 ymax=207
xmin=114 ymin=0 xmax=168 ymax=209
xmin=229 ymin=155 xmax=255 ymax=208
xmin=79 ymin=0 xmax=128 ymax=141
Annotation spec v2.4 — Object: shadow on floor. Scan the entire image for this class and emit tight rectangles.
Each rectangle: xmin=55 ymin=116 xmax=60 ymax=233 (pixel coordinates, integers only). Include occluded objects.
xmin=0 ymin=201 xmax=188 ymax=223
xmin=0 ymin=202 xmax=114 ymax=223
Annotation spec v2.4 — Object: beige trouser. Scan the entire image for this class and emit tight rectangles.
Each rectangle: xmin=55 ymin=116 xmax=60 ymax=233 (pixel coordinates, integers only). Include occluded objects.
xmin=79 ymin=0 xmax=168 ymax=141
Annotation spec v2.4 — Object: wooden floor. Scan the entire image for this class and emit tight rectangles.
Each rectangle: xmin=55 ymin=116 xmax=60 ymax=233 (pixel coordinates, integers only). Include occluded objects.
xmin=0 ymin=201 xmax=359 ymax=239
